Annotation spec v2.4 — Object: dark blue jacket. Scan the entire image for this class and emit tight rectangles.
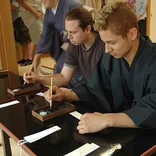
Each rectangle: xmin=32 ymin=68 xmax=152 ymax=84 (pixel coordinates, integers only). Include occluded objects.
xmin=73 ymin=35 xmax=156 ymax=128
xmin=36 ymin=0 xmax=81 ymax=61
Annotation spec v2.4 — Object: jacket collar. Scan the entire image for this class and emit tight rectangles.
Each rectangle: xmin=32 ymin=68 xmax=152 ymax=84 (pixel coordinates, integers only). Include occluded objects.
xmin=108 ymin=35 xmax=153 ymax=110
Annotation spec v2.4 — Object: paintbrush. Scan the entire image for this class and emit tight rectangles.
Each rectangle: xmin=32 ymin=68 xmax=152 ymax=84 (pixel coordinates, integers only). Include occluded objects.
xmin=23 ymin=65 xmax=33 ymax=86
xmin=50 ymin=77 xmax=53 ymax=109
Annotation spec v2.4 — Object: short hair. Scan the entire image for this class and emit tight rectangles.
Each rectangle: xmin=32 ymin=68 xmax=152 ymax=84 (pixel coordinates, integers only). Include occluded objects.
xmin=65 ymin=7 xmax=95 ymax=32
xmin=94 ymin=0 xmax=138 ymax=38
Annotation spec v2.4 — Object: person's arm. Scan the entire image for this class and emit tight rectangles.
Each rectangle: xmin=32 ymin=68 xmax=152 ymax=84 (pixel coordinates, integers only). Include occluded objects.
xmin=23 ymin=65 xmax=76 ymax=86
xmin=32 ymin=10 xmax=49 ymax=72
xmin=137 ymin=14 xmax=143 ymax=21
xmin=124 ymin=60 xmax=156 ymax=129
xmin=77 ymin=112 xmax=136 ymax=134
xmin=61 ymin=42 xmax=69 ymax=52
xmin=11 ymin=1 xmax=19 ymax=11
xmin=15 ymin=0 xmax=42 ymax=18
xmin=44 ymin=75 xmax=97 ymax=103
xmin=37 ymin=66 xmax=75 ymax=86
xmin=44 ymin=85 xmax=80 ymax=102
xmin=31 ymin=53 xmax=42 ymax=72
xmin=11 ymin=4 xmax=18 ymax=10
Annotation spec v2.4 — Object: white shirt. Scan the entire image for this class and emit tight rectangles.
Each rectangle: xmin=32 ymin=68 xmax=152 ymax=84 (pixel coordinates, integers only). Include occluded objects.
xmin=20 ymin=0 xmax=43 ymax=28
xmin=51 ymin=1 xmax=59 ymax=15
xmin=135 ymin=0 xmax=148 ymax=20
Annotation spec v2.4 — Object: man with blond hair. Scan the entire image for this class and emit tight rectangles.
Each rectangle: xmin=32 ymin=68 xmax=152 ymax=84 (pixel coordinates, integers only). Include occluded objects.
xmin=45 ymin=1 xmax=156 ymax=134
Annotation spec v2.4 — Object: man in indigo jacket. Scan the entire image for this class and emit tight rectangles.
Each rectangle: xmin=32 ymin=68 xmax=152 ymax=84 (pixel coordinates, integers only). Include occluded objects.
xmin=26 ymin=0 xmax=83 ymax=87
xmin=44 ymin=1 xmax=156 ymax=134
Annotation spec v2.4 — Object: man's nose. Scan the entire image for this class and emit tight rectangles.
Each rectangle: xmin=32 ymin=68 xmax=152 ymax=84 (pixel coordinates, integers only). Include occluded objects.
xmin=105 ymin=44 xmax=112 ymax=53
xmin=68 ymin=33 xmax=72 ymax=40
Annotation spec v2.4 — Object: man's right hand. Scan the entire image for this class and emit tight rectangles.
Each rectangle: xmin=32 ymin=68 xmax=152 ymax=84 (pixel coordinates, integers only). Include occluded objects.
xmin=44 ymin=86 xmax=73 ymax=103
xmin=23 ymin=71 xmax=40 ymax=84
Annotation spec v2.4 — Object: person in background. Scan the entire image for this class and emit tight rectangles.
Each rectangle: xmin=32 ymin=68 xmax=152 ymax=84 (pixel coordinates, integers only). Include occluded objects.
xmin=25 ymin=0 xmax=83 ymax=88
xmin=126 ymin=0 xmax=136 ymax=9
xmin=23 ymin=7 xmax=104 ymax=88
xmin=44 ymin=0 xmax=156 ymax=134
xmin=81 ymin=0 xmax=105 ymax=10
xmin=31 ymin=0 xmax=81 ymax=72
xmin=135 ymin=0 xmax=148 ymax=35
xmin=11 ymin=0 xmax=41 ymax=66
xmin=20 ymin=0 xmax=44 ymax=66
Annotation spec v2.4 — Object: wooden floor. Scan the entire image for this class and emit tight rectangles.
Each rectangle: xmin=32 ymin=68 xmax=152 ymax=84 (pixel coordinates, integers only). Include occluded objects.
xmin=18 ymin=56 xmax=56 ymax=76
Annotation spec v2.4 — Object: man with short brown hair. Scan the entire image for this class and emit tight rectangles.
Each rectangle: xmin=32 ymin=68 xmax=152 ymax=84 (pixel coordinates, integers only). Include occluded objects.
xmin=24 ymin=7 xmax=104 ymax=88
xmin=45 ymin=1 xmax=156 ymax=134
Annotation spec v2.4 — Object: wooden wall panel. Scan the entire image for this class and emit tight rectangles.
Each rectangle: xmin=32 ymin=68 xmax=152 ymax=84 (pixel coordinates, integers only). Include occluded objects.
xmin=149 ymin=0 xmax=156 ymax=42
xmin=0 ymin=0 xmax=18 ymax=74
xmin=0 ymin=14 xmax=7 ymax=70
xmin=146 ymin=0 xmax=151 ymax=36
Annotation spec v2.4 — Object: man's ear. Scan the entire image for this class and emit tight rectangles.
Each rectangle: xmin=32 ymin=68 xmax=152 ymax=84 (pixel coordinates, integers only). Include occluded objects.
xmin=128 ymin=28 xmax=138 ymax=40
xmin=85 ymin=25 xmax=92 ymax=33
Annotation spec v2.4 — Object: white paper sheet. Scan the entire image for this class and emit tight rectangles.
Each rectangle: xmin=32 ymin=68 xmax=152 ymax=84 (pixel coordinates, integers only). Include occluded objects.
xmin=101 ymin=144 xmax=122 ymax=156
xmin=36 ymin=92 xmax=44 ymax=97
xmin=69 ymin=111 xmax=82 ymax=120
xmin=64 ymin=143 xmax=100 ymax=156
xmin=24 ymin=126 xmax=61 ymax=143
xmin=0 ymin=100 xmax=20 ymax=108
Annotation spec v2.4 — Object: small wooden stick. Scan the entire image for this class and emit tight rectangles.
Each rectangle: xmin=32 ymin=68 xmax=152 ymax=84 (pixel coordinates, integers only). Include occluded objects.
xmin=50 ymin=77 xmax=53 ymax=109
xmin=23 ymin=65 xmax=33 ymax=86
xmin=141 ymin=145 xmax=156 ymax=156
